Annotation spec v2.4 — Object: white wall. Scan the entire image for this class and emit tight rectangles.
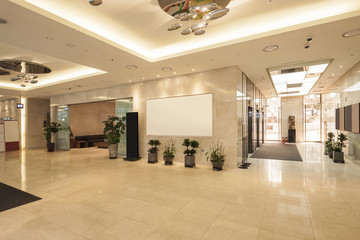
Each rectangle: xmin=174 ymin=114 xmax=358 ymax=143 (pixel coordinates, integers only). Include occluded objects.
xmin=51 ymin=67 xmax=241 ymax=168
xmin=281 ymin=96 xmax=303 ymax=142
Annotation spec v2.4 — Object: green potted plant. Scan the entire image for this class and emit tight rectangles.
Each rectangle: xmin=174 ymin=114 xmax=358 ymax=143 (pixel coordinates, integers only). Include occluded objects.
xmin=324 ymin=132 xmax=335 ymax=156
xmin=183 ymin=138 xmax=199 ymax=168
xmin=206 ymin=141 xmax=225 ymax=171
xmin=148 ymin=139 xmax=161 ymax=163
xmin=333 ymin=133 xmax=347 ymax=163
xmin=103 ymin=116 xmax=126 ymax=159
xmin=43 ymin=122 xmax=61 ymax=152
xmin=163 ymin=140 xmax=176 ymax=165
xmin=327 ymin=141 xmax=335 ymax=159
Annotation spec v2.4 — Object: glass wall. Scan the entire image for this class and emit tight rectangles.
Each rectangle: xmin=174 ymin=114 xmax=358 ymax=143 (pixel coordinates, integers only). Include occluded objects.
xmin=115 ymin=98 xmax=133 ymax=156
xmin=322 ymin=93 xmax=340 ymax=141
xmin=265 ymin=97 xmax=281 ymax=141
xmin=56 ymin=105 xmax=70 ymax=150
xmin=304 ymin=94 xmax=321 ymax=142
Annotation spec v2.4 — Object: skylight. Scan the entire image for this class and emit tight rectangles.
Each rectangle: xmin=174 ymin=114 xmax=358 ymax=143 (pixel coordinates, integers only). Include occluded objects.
xmin=268 ymin=61 xmax=331 ymax=97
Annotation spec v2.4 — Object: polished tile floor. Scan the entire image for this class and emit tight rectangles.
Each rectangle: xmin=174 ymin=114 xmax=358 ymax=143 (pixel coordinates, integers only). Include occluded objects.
xmin=1 ymin=143 xmax=360 ymax=240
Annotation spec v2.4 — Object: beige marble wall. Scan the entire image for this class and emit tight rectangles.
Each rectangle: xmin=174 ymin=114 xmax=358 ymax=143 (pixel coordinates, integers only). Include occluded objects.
xmin=69 ymin=101 xmax=115 ymax=137
xmin=27 ymin=98 xmax=50 ymax=149
xmin=0 ymin=98 xmax=19 ymax=120
xmin=51 ymin=67 xmax=241 ymax=168
xmin=339 ymin=62 xmax=360 ymax=160
xmin=281 ymin=96 xmax=304 ymax=142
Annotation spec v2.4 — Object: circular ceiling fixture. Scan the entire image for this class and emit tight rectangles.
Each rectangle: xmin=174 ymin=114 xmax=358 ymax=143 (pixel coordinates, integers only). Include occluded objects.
xmin=125 ymin=65 xmax=138 ymax=70
xmin=263 ymin=45 xmax=279 ymax=52
xmin=0 ymin=60 xmax=51 ymax=87
xmin=89 ymin=0 xmax=103 ymax=6
xmin=161 ymin=67 xmax=173 ymax=71
xmin=342 ymin=29 xmax=360 ymax=38
xmin=0 ymin=18 xmax=7 ymax=24
xmin=160 ymin=0 xmax=231 ymax=36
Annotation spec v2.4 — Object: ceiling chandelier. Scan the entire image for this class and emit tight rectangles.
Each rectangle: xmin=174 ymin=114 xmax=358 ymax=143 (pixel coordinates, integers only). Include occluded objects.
xmin=159 ymin=0 xmax=231 ymax=36
xmin=0 ymin=60 xmax=51 ymax=88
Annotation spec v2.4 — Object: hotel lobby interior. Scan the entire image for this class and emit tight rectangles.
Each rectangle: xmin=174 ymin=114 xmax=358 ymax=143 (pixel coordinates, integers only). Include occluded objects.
xmin=1 ymin=0 xmax=360 ymax=239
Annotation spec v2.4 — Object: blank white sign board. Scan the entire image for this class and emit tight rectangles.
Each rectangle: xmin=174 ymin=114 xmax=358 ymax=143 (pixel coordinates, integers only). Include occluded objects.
xmin=4 ymin=121 xmax=19 ymax=142
xmin=146 ymin=94 xmax=213 ymax=136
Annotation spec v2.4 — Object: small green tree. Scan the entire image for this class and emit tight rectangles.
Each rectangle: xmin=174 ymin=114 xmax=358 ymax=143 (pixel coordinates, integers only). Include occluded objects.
xmin=163 ymin=140 xmax=176 ymax=158
xmin=325 ymin=132 xmax=335 ymax=153
xmin=333 ymin=133 xmax=347 ymax=152
xmin=103 ymin=116 xmax=126 ymax=145
xmin=206 ymin=141 xmax=225 ymax=163
xmin=43 ymin=122 xmax=61 ymax=145
xmin=183 ymin=138 xmax=199 ymax=156
xmin=148 ymin=139 xmax=161 ymax=153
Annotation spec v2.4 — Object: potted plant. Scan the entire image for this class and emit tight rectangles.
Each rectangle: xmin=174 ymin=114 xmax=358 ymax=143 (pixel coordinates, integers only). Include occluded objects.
xmin=206 ymin=141 xmax=225 ymax=171
xmin=333 ymin=133 xmax=347 ymax=163
xmin=324 ymin=132 xmax=335 ymax=156
xmin=103 ymin=116 xmax=126 ymax=159
xmin=327 ymin=141 xmax=335 ymax=159
xmin=43 ymin=122 xmax=61 ymax=152
xmin=183 ymin=138 xmax=199 ymax=168
xmin=163 ymin=140 xmax=176 ymax=165
xmin=148 ymin=139 xmax=161 ymax=163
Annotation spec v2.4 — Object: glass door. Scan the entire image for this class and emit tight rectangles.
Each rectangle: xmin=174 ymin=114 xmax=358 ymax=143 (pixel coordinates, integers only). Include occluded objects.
xmin=265 ymin=97 xmax=281 ymax=141
xmin=115 ymin=98 xmax=133 ymax=156
xmin=304 ymin=94 xmax=321 ymax=142
xmin=56 ymin=106 xmax=70 ymax=150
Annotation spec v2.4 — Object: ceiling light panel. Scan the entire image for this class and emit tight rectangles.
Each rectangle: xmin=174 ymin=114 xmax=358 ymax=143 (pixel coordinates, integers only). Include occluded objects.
xmin=268 ymin=60 xmax=331 ymax=96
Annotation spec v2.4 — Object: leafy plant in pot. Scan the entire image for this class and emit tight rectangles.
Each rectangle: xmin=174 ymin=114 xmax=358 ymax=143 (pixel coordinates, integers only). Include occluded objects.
xmin=206 ymin=141 xmax=225 ymax=171
xmin=333 ymin=133 xmax=347 ymax=163
xmin=148 ymin=139 xmax=161 ymax=163
xmin=324 ymin=132 xmax=335 ymax=156
xmin=163 ymin=140 xmax=176 ymax=165
xmin=183 ymin=138 xmax=199 ymax=168
xmin=43 ymin=122 xmax=61 ymax=152
xmin=103 ymin=116 xmax=126 ymax=159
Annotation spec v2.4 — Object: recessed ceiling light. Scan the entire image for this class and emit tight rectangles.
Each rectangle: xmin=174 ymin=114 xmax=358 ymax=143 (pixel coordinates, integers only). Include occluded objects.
xmin=342 ymin=29 xmax=360 ymax=38
xmin=192 ymin=69 xmax=195 ymax=72
xmin=339 ymin=66 xmax=343 ymax=68
xmin=0 ymin=18 xmax=7 ymax=24
xmin=142 ymin=77 xmax=145 ymax=80
xmin=157 ymin=74 xmax=160 ymax=78
xmin=129 ymin=80 xmax=132 ymax=82
xmin=46 ymin=36 xmax=54 ymax=40
xmin=161 ymin=67 xmax=172 ymax=71
xmin=125 ymin=65 xmax=137 ymax=70
xmin=173 ymin=72 xmax=176 ymax=75
xmin=263 ymin=45 xmax=279 ymax=52
xmin=331 ymin=73 xmax=335 ymax=76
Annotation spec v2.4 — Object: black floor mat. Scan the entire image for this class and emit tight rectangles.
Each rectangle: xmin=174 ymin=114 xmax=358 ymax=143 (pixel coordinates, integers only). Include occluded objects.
xmin=0 ymin=182 xmax=41 ymax=212
xmin=250 ymin=143 xmax=303 ymax=161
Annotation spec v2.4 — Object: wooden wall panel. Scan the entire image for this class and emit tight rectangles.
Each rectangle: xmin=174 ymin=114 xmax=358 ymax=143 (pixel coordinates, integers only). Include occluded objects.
xmin=335 ymin=108 xmax=340 ymax=130
xmin=340 ymin=107 xmax=345 ymax=131
xmin=352 ymin=103 xmax=360 ymax=133
xmin=345 ymin=105 xmax=352 ymax=132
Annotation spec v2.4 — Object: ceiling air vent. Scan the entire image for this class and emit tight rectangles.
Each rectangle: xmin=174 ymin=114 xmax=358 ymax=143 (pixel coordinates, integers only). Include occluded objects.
xmin=280 ymin=91 xmax=300 ymax=94
xmin=287 ymin=83 xmax=303 ymax=88
xmin=281 ymin=67 xmax=305 ymax=74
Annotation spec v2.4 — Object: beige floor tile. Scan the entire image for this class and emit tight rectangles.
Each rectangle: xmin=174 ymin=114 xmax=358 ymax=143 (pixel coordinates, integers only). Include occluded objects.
xmin=264 ymin=200 xmax=310 ymax=220
xmin=258 ymin=229 xmax=305 ymax=240
xmin=64 ymin=209 xmax=124 ymax=238
xmin=128 ymin=203 xmax=178 ymax=226
xmin=201 ymin=219 xmax=259 ymax=240
xmin=260 ymin=215 xmax=314 ymax=240
xmin=0 ymin=208 xmax=38 ymax=233
xmin=312 ymin=220 xmax=360 ymax=240
xmin=155 ymin=191 xmax=195 ymax=209
xmin=145 ymin=229 xmax=193 ymax=240
xmin=93 ymin=218 xmax=156 ymax=240
xmin=103 ymin=197 xmax=153 ymax=217
xmin=309 ymin=205 xmax=360 ymax=228
xmin=160 ymin=211 xmax=215 ymax=239
xmin=181 ymin=197 xmax=226 ymax=218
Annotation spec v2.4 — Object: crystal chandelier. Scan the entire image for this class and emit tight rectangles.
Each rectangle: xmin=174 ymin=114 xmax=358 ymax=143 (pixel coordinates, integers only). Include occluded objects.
xmin=160 ymin=0 xmax=231 ymax=36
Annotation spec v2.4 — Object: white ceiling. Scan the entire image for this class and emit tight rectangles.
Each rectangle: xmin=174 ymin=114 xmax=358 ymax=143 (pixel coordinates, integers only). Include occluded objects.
xmin=0 ymin=0 xmax=360 ymax=98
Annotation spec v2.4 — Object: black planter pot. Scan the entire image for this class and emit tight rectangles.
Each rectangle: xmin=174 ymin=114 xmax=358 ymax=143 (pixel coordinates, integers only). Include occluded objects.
xmin=328 ymin=151 xmax=334 ymax=159
xmin=333 ymin=151 xmax=345 ymax=163
xmin=148 ymin=152 xmax=158 ymax=163
xmin=211 ymin=161 xmax=224 ymax=171
xmin=47 ymin=143 xmax=55 ymax=152
xmin=164 ymin=156 xmax=174 ymax=165
xmin=185 ymin=155 xmax=195 ymax=168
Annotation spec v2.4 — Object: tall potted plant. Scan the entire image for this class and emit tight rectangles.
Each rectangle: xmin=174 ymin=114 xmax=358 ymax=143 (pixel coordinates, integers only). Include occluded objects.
xmin=325 ymin=132 xmax=335 ymax=156
xmin=43 ymin=122 xmax=61 ymax=152
xmin=148 ymin=139 xmax=161 ymax=163
xmin=333 ymin=133 xmax=347 ymax=163
xmin=163 ymin=140 xmax=176 ymax=165
xmin=183 ymin=138 xmax=199 ymax=168
xmin=206 ymin=141 xmax=225 ymax=171
xmin=103 ymin=116 xmax=126 ymax=159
